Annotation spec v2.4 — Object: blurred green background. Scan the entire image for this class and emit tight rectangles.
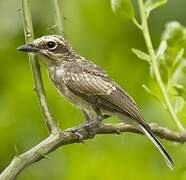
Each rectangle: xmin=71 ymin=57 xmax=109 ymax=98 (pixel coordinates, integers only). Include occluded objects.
xmin=0 ymin=0 xmax=186 ymax=179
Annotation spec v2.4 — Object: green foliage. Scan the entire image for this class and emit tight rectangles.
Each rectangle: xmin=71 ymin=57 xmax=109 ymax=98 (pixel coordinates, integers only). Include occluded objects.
xmin=162 ymin=21 xmax=186 ymax=52
xmin=132 ymin=48 xmax=150 ymax=63
xmin=160 ymin=22 xmax=186 ymax=109
xmin=133 ymin=21 xmax=186 ymax=117
xmin=174 ymin=96 xmax=185 ymax=113
xmin=161 ymin=22 xmax=186 ymax=89
xmin=145 ymin=0 xmax=168 ymax=16
xmin=111 ymin=0 xmax=134 ymax=19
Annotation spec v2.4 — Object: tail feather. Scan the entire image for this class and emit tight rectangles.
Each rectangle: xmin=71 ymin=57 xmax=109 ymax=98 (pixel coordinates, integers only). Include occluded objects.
xmin=139 ymin=122 xmax=174 ymax=170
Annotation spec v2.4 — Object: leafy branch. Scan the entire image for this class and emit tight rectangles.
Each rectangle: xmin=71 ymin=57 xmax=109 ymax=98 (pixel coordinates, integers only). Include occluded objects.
xmin=112 ymin=0 xmax=186 ymax=131
xmin=137 ymin=0 xmax=184 ymax=131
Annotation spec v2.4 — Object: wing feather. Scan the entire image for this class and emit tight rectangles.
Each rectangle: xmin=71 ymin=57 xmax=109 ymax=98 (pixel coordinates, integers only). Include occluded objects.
xmin=63 ymin=61 xmax=143 ymax=121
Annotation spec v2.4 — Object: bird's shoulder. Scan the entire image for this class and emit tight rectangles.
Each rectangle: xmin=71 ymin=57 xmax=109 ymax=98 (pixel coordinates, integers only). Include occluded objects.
xmin=62 ymin=58 xmax=109 ymax=78
xmin=61 ymin=58 xmax=118 ymax=95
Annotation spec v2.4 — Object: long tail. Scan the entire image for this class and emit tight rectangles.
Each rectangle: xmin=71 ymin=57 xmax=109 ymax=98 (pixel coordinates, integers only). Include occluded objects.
xmin=138 ymin=122 xmax=174 ymax=170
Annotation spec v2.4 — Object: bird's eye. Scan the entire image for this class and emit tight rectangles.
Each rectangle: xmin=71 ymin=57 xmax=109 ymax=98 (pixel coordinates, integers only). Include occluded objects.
xmin=47 ymin=41 xmax=57 ymax=50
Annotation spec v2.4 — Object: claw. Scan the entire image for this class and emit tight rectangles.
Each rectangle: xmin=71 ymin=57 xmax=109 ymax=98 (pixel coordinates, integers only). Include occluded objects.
xmin=84 ymin=126 xmax=95 ymax=138
xmin=65 ymin=114 xmax=105 ymax=140
xmin=65 ymin=128 xmax=84 ymax=143
xmin=74 ymin=131 xmax=84 ymax=143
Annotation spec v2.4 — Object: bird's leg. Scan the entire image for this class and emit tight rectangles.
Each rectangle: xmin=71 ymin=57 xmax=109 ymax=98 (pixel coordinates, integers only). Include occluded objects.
xmin=83 ymin=110 xmax=94 ymax=121
xmin=66 ymin=111 xmax=102 ymax=138
xmin=79 ymin=108 xmax=108 ymax=129
xmin=82 ymin=110 xmax=97 ymax=138
xmin=66 ymin=110 xmax=110 ymax=139
xmin=65 ymin=110 xmax=96 ymax=139
xmin=78 ymin=113 xmax=111 ymax=130
xmin=91 ymin=108 xmax=111 ymax=125
xmin=72 ymin=110 xmax=111 ymax=135
xmin=67 ymin=115 xmax=103 ymax=134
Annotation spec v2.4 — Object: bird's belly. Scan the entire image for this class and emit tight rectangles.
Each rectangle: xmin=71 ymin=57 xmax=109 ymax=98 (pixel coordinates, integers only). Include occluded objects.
xmin=48 ymin=66 xmax=93 ymax=111
xmin=55 ymin=80 xmax=93 ymax=112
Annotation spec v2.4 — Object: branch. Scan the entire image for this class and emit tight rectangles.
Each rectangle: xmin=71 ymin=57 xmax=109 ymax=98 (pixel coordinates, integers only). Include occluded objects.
xmin=1 ymin=123 xmax=186 ymax=179
xmin=137 ymin=0 xmax=185 ymax=131
xmin=21 ymin=0 xmax=58 ymax=133
xmin=53 ymin=0 xmax=64 ymax=35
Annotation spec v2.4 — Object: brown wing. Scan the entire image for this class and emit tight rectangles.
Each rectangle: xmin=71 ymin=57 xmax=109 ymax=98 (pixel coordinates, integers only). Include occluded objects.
xmin=63 ymin=60 xmax=143 ymax=121
xmin=63 ymin=60 xmax=174 ymax=169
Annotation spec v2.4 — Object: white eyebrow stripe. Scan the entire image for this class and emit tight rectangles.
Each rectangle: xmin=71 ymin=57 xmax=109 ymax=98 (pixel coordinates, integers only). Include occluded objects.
xmin=33 ymin=36 xmax=65 ymax=46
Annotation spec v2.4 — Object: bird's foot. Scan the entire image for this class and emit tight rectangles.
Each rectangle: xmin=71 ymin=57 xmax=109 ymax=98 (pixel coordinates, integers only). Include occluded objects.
xmin=66 ymin=115 xmax=104 ymax=139
xmin=84 ymin=125 xmax=96 ymax=139
xmin=79 ymin=115 xmax=104 ymax=138
xmin=65 ymin=127 xmax=84 ymax=142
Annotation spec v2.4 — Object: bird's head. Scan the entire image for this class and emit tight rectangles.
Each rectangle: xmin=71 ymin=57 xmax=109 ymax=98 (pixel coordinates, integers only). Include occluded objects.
xmin=17 ymin=35 xmax=75 ymax=65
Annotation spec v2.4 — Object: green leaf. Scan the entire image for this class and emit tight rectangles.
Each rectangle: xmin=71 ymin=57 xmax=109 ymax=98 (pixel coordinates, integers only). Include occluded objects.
xmin=160 ymin=21 xmax=186 ymax=86
xmin=145 ymin=0 xmax=167 ymax=15
xmin=173 ymin=84 xmax=186 ymax=100
xmin=132 ymin=48 xmax=150 ymax=63
xmin=111 ymin=0 xmax=134 ymax=19
xmin=170 ymin=48 xmax=184 ymax=76
xmin=172 ymin=61 xmax=186 ymax=88
xmin=158 ymin=58 xmax=169 ymax=84
xmin=156 ymin=40 xmax=167 ymax=60
xmin=174 ymin=96 xmax=185 ymax=113
xmin=162 ymin=21 xmax=186 ymax=50
xmin=142 ymin=84 xmax=162 ymax=102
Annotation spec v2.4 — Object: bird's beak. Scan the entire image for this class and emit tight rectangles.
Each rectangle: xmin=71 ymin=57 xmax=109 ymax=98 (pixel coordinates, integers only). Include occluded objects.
xmin=17 ymin=44 xmax=39 ymax=52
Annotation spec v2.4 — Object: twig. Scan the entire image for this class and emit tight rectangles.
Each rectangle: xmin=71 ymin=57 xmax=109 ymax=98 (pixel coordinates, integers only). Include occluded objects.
xmin=0 ymin=122 xmax=186 ymax=180
xmin=21 ymin=0 xmax=58 ymax=133
xmin=132 ymin=18 xmax=142 ymax=30
xmin=137 ymin=0 xmax=185 ymax=131
xmin=53 ymin=0 xmax=64 ymax=35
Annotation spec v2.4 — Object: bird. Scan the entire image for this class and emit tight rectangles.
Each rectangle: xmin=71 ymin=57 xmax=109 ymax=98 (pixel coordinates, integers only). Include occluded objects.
xmin=17 ymin=35 xmax=174 ymax=170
